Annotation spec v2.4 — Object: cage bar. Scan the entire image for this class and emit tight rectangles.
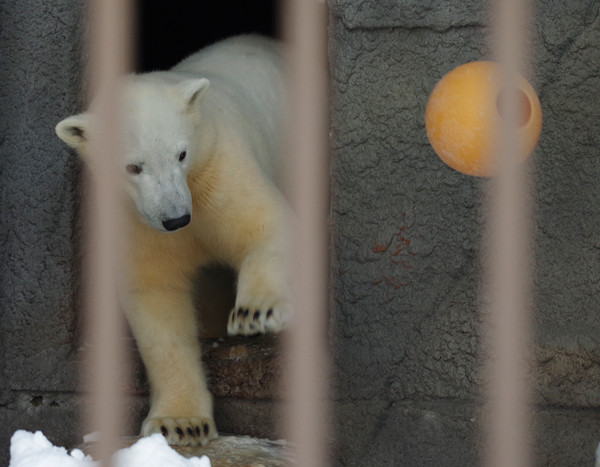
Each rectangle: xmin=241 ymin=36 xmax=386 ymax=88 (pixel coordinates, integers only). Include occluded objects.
xmin=281 ymin=0 xmax=331 ymax=466
xmin=483 ymin=0 xmax=535 ymax=466
xmin=82 ymin=0 xmax=134 ymax=465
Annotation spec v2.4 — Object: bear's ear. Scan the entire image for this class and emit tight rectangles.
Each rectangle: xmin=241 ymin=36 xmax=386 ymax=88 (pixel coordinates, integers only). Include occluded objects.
xmin=180 ymin=78 xmax=210 ymax=109
xmin=55 ymin=114 xmax=89 ymax=151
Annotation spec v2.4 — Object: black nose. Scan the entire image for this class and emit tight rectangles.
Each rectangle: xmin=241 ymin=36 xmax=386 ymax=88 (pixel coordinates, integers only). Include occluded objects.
xmin=162 ymin=214 xmax=191 ymax=231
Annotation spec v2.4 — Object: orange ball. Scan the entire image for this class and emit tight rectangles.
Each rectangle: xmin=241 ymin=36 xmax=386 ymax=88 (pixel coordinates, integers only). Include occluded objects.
xmin=425 ymin=61 xmax=542 ymax=177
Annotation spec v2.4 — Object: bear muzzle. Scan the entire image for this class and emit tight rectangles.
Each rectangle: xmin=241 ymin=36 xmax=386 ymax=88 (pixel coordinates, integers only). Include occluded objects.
xmin=162 ymin=214 xmax=191 ymax=231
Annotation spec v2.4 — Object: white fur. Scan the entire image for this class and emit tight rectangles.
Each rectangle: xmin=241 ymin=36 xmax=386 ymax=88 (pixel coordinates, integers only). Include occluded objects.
xmin=56 ymin=35 xmax=291 ymax=446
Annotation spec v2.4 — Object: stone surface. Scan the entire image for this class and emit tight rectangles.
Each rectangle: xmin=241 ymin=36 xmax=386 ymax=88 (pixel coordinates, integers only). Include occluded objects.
xmin=203 ymin=336 xmax=284 ymax=400
xmin=536 ymin=343 xmax=600 ymax=408
xmin=330 ymin=0 xmax=488 ymax=30
xmin=179 ymin=436 xmax=292 ymax=467
xmin=0 ymin=0 xmax=85 ymax=394
xmin=213 ymin=399 xmax=283 ymax=441
xmin=330 ymin=15 xmax=488 ymax=406
xmin=0 ymin=1 xmax=86 ymax=465
xmin=333 ymin=401 xmax=600 ymax=466
xmin=329 ymin=0 xmax=600 ymax=465
xmin=534 ymin=407 xmax=600 ymax=467
xmin=205 ymin=336 xmax=285 ymax=440
xmin=333 ymin=401 xmax=479 ymax=466
xmin=81 ymin=435 xmax=293 ymax=467
xmin=530 ymin=0 xmax=600 ymax=344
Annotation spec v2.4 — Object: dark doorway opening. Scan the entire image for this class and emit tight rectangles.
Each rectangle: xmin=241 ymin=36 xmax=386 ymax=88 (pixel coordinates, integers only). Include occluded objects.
xmin=136 ymin=0 xmax=279 ymax=72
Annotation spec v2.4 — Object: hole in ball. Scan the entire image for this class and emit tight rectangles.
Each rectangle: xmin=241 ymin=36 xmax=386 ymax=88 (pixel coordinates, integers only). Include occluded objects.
xmin=496 ymin=88 xmax=531 ymax=127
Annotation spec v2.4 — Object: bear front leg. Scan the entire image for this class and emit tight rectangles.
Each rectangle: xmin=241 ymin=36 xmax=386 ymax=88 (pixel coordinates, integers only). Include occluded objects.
xmin=228 ymin=246 xmax=293 ymax=336
xmin=125 ymin=289 xmax=217 ymax=446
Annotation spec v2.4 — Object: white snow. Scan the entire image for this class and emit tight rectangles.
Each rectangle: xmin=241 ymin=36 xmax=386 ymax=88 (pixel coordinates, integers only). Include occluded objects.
xmin=9 ymin=430 xmax=211 ymax=467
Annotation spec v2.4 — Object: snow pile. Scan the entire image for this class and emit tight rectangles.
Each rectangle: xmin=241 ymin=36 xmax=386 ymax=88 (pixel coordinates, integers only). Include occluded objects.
xmin=9 ymin=431 xmax=93 ymax=467
xmin=113 ymin=435 xmax=211 ymax=467
xmin=9 ymin=430 xmax=211 ymax=467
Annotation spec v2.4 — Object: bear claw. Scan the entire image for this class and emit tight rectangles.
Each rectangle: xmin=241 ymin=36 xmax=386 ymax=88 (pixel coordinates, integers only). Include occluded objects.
xmin=227 ymin=302 xmax=292 ymax=336
xmin=142 ymin=416 xmax=217 ymax=447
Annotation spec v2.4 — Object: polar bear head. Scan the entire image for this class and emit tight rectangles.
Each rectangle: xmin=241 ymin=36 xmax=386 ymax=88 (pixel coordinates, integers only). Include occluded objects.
xmin=56 ymin=76 xmax=210 ymax=232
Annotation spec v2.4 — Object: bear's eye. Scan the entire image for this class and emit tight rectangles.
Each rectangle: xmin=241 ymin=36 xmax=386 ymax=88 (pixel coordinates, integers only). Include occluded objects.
xmin=178 ymin=151 xmax=187 ymax=162
xmin=126 ymin=164 xmax=142 ymax=175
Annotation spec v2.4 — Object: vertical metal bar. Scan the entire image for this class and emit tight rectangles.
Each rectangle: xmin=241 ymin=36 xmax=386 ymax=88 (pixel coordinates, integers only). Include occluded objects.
xmin=282 ymin=0 xmax=330 ymax=466
xmin=83 ymin=0 xmax=134 ymax=464
xmin=484 ymin=0 xmax=534 ymax=466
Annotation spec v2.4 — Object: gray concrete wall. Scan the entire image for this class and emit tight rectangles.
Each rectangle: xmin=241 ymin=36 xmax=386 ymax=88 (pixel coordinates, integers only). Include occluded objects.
xmin=329 ymin=0 xmax=600 ymax=465
xmin=0 ymin=1 xmax=87 ymax=464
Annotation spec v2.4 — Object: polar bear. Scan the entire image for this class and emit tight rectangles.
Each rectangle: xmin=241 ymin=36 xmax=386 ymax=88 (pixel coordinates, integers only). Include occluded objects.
xmin=55 ymin=35 xmax=292 ymax=446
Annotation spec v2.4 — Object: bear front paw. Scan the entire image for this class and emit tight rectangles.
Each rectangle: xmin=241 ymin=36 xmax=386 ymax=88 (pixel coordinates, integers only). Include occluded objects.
xmin=141 ymin=416 xmax=217 ymax=447
xmin=227 ymin=301 xmax=292 ymax=336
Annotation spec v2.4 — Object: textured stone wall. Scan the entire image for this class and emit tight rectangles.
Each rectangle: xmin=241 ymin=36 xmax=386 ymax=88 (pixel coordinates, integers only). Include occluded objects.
xmin=329 ymin=0 xmax=600 ymax=465
xmin=0 ymin=1 xmax=86 ymax=465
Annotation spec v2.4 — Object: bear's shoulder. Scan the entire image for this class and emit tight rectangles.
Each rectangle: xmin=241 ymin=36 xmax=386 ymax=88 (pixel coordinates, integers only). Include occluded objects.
xmin=171 ymin=35 xmax=281 ymax=79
